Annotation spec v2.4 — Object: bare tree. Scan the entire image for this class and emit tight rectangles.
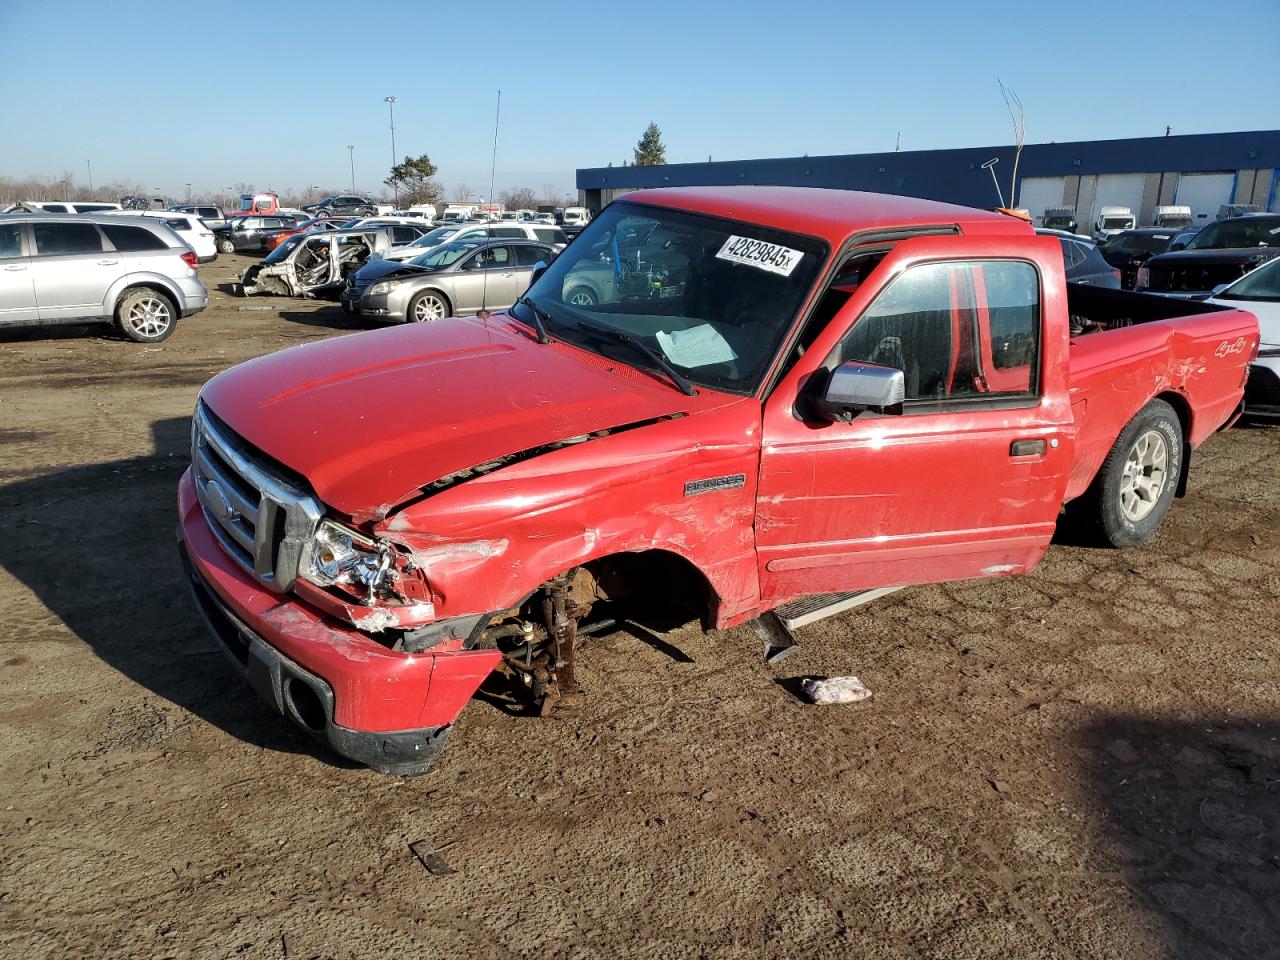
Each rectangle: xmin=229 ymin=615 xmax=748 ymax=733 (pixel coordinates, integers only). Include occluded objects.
xmin=540 ymin=182 xmax=561 ymax=205
xmin=499 ymin=186 xmax=538 ymax=210
xmin=451 ymin=181 xmax=474 ymax=202
xmin=998 ymin=78 xmax=1025 ymax=209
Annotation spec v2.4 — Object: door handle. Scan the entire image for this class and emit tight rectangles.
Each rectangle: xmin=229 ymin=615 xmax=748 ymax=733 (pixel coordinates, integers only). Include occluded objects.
xmin=1010 ymin=439 xmax=1047 ymax=457
xmin=97 ymin=259 xmax=119 ymax=266
xmin=3 ymin=265 xmax=26 ymax=271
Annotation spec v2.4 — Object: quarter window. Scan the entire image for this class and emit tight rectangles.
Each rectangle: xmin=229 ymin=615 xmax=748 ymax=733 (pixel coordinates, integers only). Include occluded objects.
xmin=835 ymin=260 xmax=1040 ymax=403
xmin=32 ymin=222 xmax=105 ymax=255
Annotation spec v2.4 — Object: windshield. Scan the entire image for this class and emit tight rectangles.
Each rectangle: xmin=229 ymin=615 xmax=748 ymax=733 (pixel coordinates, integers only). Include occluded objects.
xmin=238 ymin=197 xmax=254 ymax=211
xmin=1109 ymin=233 xmax=1174 ymax=255
xmin=515 ymin=202 xmax=828 ymax=395
xmin=1218 ymin=257 xmax=1280 ymax=301
xmin=409 ymin=226 xmax=459 ymax=248
xmin=263 ymin=236 xmax=303 ymax=263
xmin=1044 ymin=215 xmax=1073 ymax=227
xmin=1187 ymin=219 xmax=1280 ymax=250
xmin=414 ymin=239 xmax=484 ymax=268
xmin=1155 ymin=216 xmax=1192 ymax=229
xmin=1102 ymin=217 xmax=1132 ymax=230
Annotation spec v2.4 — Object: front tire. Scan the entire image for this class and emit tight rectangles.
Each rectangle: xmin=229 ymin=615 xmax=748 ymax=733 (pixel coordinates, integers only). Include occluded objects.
xmin=115 ymin=289 xmax=177 ymax=343
xmin=217 ymin=238 xmax=235 ymax=254
xmin=565 ymin=284 xmax=598 ymax=307
xmin=1079 ymin=399 xmax=1182 ymax=547
xmin=406 ymin=290 xmax=450 ymax=323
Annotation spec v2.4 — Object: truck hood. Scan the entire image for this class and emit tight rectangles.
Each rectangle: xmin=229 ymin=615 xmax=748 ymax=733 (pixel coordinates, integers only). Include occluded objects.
xmin=199 ymin=315 xmax=737 ymax=520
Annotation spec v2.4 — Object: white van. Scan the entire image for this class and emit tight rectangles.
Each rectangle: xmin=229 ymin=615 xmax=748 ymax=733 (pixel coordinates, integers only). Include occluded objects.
xmin=441 ymin=204 xmax=479 ymax=223
xmin=562 ymin=206 xmax=591 ymax=227
xmin=1151 ymin=205 xmax=1193 ymax=230
xmin=1093 ymin=206 xmax=1136 ymax=241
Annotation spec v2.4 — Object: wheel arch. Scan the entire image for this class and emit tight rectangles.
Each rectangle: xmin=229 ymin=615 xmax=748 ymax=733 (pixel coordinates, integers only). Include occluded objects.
xmin=107 ymin=276 xmax=181 ymax=317
xmin=577 ymin=548 xmax=723 ymax=629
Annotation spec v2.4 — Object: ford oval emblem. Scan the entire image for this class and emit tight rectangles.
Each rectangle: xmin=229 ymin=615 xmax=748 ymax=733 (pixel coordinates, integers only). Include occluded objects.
xmin=204 ymin=479 xmax=238 ymax=522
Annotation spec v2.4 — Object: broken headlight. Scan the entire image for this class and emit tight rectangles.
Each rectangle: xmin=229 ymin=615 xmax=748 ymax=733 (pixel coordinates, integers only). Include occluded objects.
xmin=304 ymin=520 xmax=395 ymax=598
xmin=368 ymin=279 xmax=403 ymax=296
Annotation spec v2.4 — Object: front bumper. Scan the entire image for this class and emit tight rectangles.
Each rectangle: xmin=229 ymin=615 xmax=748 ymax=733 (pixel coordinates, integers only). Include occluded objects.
xmin=355 ymin=292 xmax=397 ymax=320
xmin=1245 ymin=358 xmax=1280 ymax=421
xmin=177 ymin=468 xmax=500 ymax=775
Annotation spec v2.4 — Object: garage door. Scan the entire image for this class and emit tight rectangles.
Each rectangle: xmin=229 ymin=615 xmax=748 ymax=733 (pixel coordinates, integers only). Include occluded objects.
xmin=1017 ymin=177 xmax=1066 ymax=219
xmin=1175 ymin=172 xmax=1235 ymax=225
xmin=1087 ymin=174 xmax=1146 ymax=229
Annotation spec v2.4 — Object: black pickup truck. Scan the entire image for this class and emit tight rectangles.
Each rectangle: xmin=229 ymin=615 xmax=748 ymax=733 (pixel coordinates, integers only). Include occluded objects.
xmin=1135 ymin=215 xmax=1280 ymax=297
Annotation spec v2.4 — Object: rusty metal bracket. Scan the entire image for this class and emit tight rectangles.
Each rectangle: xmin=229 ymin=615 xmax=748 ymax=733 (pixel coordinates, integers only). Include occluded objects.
xmin=749 ymin=612 xmax=798 ymax=664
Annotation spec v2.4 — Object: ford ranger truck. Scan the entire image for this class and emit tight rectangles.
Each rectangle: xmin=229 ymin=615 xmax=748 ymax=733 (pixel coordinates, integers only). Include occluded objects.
xmin=178 ymin=187 xmax=1258 ymax=776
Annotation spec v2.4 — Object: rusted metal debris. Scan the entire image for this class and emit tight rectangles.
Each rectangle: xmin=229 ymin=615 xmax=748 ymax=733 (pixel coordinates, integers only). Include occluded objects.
xmin=409 ymin=840 xmax=457 ymax=876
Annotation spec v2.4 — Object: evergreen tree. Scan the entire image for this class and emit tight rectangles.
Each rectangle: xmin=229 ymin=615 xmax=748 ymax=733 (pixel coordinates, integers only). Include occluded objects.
xmin=633 ymin=123 xmax=667 ymax=166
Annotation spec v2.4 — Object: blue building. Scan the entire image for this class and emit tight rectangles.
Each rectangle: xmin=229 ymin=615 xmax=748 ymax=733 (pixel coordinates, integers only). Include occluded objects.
xmin=576 ymin=130 xmax=1280 ymax=230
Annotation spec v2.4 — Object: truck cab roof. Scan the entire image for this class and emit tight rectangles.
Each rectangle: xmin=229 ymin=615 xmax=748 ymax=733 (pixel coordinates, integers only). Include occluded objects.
xmin=628 ymin=186 xmax=1032 ymax=247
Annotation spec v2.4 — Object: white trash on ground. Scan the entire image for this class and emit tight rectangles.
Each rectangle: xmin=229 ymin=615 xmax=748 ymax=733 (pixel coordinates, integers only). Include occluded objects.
xmin=801 ymin=676 xmax=872 ymax=705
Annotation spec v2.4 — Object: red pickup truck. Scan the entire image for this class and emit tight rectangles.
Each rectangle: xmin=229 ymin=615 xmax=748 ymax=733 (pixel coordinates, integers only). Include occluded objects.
xmin=178 ymin=187 xmax=1258 ymax=776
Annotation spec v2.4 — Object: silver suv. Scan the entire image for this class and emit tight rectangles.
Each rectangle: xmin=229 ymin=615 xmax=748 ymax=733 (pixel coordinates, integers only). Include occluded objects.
xmin=0 ymin=213 xmax=208 ymax=342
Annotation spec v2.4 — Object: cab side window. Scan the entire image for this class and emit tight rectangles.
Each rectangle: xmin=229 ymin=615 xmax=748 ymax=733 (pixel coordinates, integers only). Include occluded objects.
xmin=834 ymin=260 xmax=1040 ymax=404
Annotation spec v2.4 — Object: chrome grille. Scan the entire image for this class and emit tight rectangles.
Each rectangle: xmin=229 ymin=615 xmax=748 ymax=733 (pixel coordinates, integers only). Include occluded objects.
xmin=191 ymin=403 xmax=323 ymax=591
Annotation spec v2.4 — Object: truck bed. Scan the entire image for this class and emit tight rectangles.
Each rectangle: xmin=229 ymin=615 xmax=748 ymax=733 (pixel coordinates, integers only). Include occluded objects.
xmin=1064 ymin=284 xmax=1256 ymax=501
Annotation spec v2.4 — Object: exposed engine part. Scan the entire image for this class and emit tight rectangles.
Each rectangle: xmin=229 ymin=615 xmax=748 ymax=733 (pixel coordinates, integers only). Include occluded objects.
xmin=485 ymin=568 xmax=597 ymax=716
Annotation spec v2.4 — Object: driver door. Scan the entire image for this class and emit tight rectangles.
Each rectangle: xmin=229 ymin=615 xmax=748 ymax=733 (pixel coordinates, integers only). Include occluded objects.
xmin=756 ymin=234 xmax=1076 ymax=600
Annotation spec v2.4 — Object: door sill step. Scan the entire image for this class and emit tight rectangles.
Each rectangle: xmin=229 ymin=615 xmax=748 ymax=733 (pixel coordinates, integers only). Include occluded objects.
xmin=774 ymin=587 xmax=901 ymax=630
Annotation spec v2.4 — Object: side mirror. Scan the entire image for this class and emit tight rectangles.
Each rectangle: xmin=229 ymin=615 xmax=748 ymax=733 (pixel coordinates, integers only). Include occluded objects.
xmin=529 ymin=260 xmax=549 ymax=287
xmin=1170 ymin=241 xmax=1187 ymax=252
xmin=816 ymin=361 xmax=905 ymax=422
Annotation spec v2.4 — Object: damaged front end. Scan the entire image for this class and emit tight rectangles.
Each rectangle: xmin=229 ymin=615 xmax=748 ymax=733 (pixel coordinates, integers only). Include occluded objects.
xmin=242 ymin=234 xmax=375 ymax=299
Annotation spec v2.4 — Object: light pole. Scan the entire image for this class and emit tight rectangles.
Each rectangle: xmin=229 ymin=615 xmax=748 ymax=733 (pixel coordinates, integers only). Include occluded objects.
xmin=185 ymin=183 xmax=192 ymax=202
xmin=384 ymin=96 xmax=398 ymax=205
xmin=85 ymin=159 xmax=93 ymax=193
xmin=347 ymin=144 xmax=356 ymax=193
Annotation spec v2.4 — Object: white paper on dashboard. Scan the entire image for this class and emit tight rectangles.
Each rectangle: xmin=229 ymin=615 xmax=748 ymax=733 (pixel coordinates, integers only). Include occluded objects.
xmin=656 ymin=325 xmax=738 ymax=368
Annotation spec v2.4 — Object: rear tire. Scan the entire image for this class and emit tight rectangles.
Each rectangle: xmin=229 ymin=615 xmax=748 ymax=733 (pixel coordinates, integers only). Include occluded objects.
xmin=115 ymin=289 xmax=177 ymax=343
xmin=406 ymin=290 xmax=450 ymax=323
xmin=1076 ymin=398 xmax=1182 ymax=547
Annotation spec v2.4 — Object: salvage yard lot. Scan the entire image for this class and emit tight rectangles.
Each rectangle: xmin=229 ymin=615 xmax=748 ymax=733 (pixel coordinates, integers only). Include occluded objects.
xmin=1 ymin=255 xmax=1278 ymax=959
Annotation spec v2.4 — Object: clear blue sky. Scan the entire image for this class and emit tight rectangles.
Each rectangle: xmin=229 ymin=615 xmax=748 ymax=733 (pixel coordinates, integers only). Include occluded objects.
xmin=1 ymin=0 xmax=1275 ymax=201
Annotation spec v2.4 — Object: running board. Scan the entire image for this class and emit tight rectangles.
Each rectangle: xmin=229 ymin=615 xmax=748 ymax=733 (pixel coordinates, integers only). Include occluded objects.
xmin=774 ymin=587 xmax=901 ymax=631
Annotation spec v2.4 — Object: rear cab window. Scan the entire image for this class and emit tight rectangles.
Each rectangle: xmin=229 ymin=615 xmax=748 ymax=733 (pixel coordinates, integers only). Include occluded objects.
xmin=833 ymin=259 xmax=1041 ymax=405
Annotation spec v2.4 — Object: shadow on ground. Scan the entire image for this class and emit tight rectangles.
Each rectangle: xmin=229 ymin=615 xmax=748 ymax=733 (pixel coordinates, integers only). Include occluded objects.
xmin=1081 ymin=714 xmax=1280 ymax=958
xmin=0 ymin=416 xmax=338 ymax=765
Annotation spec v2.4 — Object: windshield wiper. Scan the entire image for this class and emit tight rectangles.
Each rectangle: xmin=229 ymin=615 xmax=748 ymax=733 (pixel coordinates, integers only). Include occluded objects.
xmin=578 ymin=320 xmax=697 ymax=396
xmin=515 ymin=295 xmax=552 ymax=344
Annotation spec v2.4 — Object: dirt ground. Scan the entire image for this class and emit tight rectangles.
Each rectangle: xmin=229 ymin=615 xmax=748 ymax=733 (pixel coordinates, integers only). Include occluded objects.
xmin=1 ymin=253 xmax=1278 ymax=959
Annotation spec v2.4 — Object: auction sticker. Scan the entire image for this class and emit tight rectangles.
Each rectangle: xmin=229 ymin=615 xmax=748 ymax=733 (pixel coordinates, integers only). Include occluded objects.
xmin=716 ymin=235 xmax=804 ymax=276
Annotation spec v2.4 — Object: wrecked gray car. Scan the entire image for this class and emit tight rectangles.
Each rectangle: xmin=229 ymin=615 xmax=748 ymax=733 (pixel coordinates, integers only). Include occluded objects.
xmin=241 ymin=228 xmax=397 ymax=298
